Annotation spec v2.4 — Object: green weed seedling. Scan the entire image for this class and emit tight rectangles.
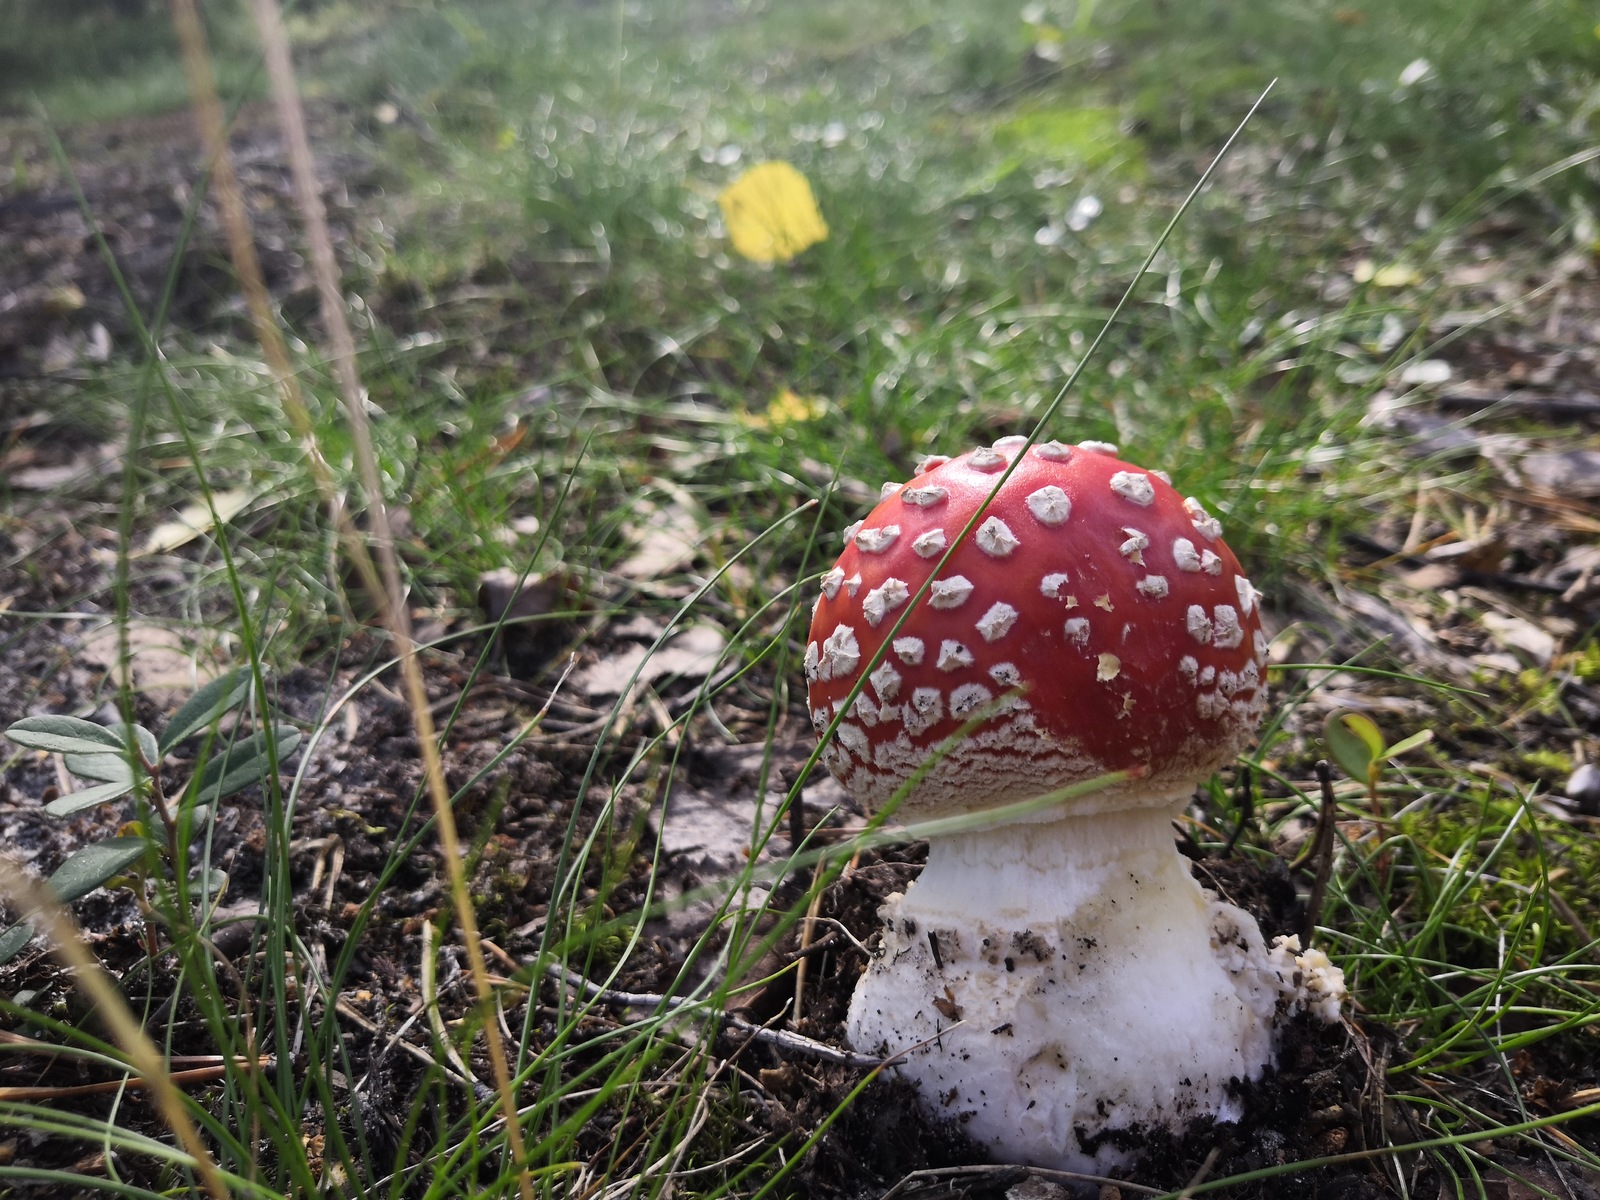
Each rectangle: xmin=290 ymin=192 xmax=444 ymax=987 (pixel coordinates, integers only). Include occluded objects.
xmin=0 ymin=667 xmax=299 ymax=963
xmin=1324 ymin=709 xmax=1434 ymax=810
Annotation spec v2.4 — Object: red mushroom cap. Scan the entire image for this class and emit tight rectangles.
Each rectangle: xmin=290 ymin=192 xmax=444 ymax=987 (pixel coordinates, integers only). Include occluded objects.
xmin=804 ymin=439 xmax=1268 ymax=818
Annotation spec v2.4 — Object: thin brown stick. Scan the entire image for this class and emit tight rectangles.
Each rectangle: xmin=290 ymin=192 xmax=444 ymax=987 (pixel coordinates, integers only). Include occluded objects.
xmin=167 ymin=0 xmax=369 ymax=597
xmin=0 ymin=862 xmax=232 ymax=1200
xmin=241 ymin=2 xmax=534 ymax=1193
xmin=551 ymin=965 xmax=885 ymax=1068
xmin=791 ymin=874 xmax=825 ymax=1023
xmin=1303 ymin=760 xmax=1339 ymax=946
xmin=878 ymin=1164 xmax=1164 ymax=1200
xmin=1175 ymin=1145 xmax=1222 ymax=1199
xmin=0 ymin=1058 xmax=271 ymax=1101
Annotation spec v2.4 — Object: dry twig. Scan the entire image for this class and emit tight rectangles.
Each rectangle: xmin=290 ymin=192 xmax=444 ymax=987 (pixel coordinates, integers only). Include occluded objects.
xmin=878 ymin=1164 xmax=1163 ymax=1200
xmin=238 ymin=0 xmax=537 ymax=1188
xmin=1303 ymin=760 xmax=1340 ymax=946
xmin=0 ymin=861 xmax=232 ymax=1200
xmin=551 ymin=965 xmax=884 ymax=1068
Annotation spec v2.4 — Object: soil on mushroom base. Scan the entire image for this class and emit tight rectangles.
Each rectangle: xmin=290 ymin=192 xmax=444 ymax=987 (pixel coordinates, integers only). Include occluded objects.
xmin=789 ymin=849 xmax=1600 ymax=1200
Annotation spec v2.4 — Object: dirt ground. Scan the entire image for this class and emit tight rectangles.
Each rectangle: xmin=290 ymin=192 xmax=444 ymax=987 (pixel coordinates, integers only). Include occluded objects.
xmin=3 ymin=108 xmax=1600 ymax=1198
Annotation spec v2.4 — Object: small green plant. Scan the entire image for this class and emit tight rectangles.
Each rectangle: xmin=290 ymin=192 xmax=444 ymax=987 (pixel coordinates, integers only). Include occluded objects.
xmin=0 ymin=667 xmax=299 ymax=963
xmin=1324 ymin=709 xmax=1434 ymax=806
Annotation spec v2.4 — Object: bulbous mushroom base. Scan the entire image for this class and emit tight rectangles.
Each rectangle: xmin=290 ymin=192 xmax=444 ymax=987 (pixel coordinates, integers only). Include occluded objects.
xmin=846 ymin=803 xmax=1340 ymax=1172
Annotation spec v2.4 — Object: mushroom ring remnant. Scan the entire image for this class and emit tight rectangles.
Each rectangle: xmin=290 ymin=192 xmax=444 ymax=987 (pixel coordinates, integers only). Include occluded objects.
xmin=804 ymin=438 xmax=1346 ymax=1171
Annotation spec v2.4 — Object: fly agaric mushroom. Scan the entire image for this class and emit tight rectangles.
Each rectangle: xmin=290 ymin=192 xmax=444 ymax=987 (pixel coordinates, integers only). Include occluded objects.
xmin=805 ymin=437 xmax=1345 ymax=1172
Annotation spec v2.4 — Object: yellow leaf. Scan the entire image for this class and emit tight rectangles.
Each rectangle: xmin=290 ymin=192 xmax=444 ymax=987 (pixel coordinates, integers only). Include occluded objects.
xmin=717 ymin=161 xmax=829 ymax=264
xmin=739 ymin=388 xmax=828 ymax=428
xmin=767 ymin=388 xmax=826 ymax=425
xmin=1353 ymin=259 xmax=1421 ymax=288
xmin=140 ymin=489 xmax=253 ymax=556
xmin=1373 ymin=263 xmax=1421 ymax=288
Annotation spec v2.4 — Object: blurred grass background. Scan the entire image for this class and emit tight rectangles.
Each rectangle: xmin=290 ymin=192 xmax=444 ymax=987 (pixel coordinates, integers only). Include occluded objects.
xmin=5 ymin=0 xmax=1596 ymax=620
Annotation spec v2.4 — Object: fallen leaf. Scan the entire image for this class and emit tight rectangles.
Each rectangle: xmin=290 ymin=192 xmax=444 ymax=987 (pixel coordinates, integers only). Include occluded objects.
xmin=1479 ymin=611 xmax=1557 ymax=666
xmin=140 ymin=489 xmax=253 ymax=556
xmin=1515 ymin=450 xmax=1600 ymax=497
xmin=1425 ymin=533 xmax=1505 ymax=573
xmin=656 ymin=778 xmax=764 ymax=872
xmin=573 ymin=624 xmax=727 ymax=700
xmin=1340 ymin=590 xmax=1466 ymax=677
xmin=78 ymin=622 xmax=229 ymax=709
xmin=717 ymin=161 xmax=829 ymax=264
xmin=615 ymin=484 xmax=706 ymax=580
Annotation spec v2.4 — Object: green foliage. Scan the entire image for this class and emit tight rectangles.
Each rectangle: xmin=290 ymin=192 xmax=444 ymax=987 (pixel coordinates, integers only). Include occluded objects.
xmin=1324 ymin=709 xmax=1434 ymax=796
xmin=1321 ymin=784 xmax=1600 ymax=1076
xmin=0 ymin=0 xmax=258 ymax=122
xmin=0 ymin=669 xmax=298 ymax=963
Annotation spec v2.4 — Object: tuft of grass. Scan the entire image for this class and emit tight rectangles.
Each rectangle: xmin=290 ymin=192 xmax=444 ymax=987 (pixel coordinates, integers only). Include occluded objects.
xmin=0 ymin=0 xmax=260 ymax=123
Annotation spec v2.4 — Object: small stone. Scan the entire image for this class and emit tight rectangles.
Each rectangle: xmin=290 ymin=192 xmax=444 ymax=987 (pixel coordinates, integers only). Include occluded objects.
xmin=1565 ymin=763 xmax=1600 ymax=816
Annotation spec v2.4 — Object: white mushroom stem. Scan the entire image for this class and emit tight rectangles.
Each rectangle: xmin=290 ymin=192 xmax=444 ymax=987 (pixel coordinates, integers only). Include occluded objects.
xmin=847 ymin=799 xmax=1344 ymax=1172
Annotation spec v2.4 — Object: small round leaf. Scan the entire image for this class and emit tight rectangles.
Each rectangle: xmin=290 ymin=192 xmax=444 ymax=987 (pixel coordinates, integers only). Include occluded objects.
xmin=1325 ymin=711 xmax=1383 ymax=784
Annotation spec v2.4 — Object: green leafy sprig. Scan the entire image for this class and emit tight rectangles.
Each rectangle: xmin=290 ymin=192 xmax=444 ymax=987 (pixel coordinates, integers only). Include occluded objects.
xmin=0 ymin=668 xmax=300 ymax=964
